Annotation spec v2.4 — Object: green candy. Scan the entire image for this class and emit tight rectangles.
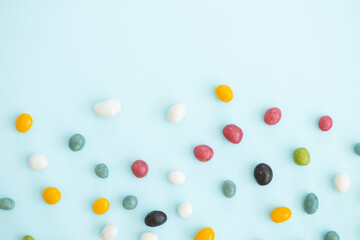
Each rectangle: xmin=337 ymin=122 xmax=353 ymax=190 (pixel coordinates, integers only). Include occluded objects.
xmin=95 ymin=163 xmax=109 ymax=178
xmin=122 ymin=195 xmax=138 ymax=210
xmin=222 ymin=180 xmax=236 ymax=198
xmin=304 ymin=193 xmax=319 ymax=214
xmin=293 ymin=147 xmax=310 ymax=166
xmin=68 ymin=133 xmax=85 ymax=151
xmin=0 ymin=198 xmax=15 ymax=210
xmin=324 ymin=231 xmax=340 ymax=240
xmin=354 ymin=143 xmax=360 ymax=156
xmin=23 ymin=235 xmax=35 ymax=240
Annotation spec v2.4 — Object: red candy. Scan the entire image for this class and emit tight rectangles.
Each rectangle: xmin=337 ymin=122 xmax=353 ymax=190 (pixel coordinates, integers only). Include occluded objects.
xmin=318 ymin=115 xmax=333 ymax=131
xmin=131 ymin=160 xmax=149 ymax=178
xmin=223 ymin=124 xmax=243 ymax=144
xmin=194 ymin=145 xmax=214 ymax=162
xmin=264 ymin=107 xmax=282 ymax=125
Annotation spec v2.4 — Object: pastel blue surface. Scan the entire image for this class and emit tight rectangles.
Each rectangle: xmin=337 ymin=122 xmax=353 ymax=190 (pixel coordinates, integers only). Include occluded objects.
xmin=0 ymin=0 xmax=360 ymax=239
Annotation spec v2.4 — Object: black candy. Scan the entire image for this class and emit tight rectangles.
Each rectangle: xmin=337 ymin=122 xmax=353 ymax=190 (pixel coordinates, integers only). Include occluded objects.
xmin=254 ymin=163 xmax=273 ymax=185
xmin=144 ymin=210 xmax=167 ymax=227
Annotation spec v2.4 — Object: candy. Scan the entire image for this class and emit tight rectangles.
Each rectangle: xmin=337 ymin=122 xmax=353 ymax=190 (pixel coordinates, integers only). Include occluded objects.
xmin=254 ymin=163 xmax=273 ymax=186
xmin=29 ymin=154 xmax=48 ymax=170
xmin=303 ymin=193 xmax=319 ymax=214
xmin=333 ymin=173 xmax=351 ymax=193
xmin=270 ymin=207 xmax=292 ymax=223
xmin=264 ymin=107 xmax=282 ymax=125
xmin=145 ymin=211 xmax=167 ymax=227
xmin=0 ymin=198 xmax=15 ymax=210
xmin=215 ymin=85 xmax=233 ymax=102
xmin=318 ymin=115 xmax=333 ymax=131
xmin=193 ymin=145 xmax=214 ymax=162
xmin=101 ymin=224 xmax=118 ymax=240
xmin=42 ymin=187 xmax=61 ymax=205
xmin=131 ymin=160 xmax=149 ymax=178
xmin=324 ymin=231 xmax=340 ymax=240
xmin=23 ymin=236 xmax=35 ymax=240
xmin=293 ymin=147 xmax=310 ymax=166
xmin=223 ymin=124 xmax=243 ymax=144
xmin=93 ymin=198 xmax=110 ymax=215
xmin=95 ymin=163 xmax=109 ymax=178
xmin=222 ymin=180 xmax=236 ymax=198
xmin=122 ymin=195 xmax=138 ymax=210
xmin=68 ymin=133 xmax=85 ymax=151
xmin=168 ymin=171 xmax=186 ymax=185
xmin=177 ymin=203 xmax=193 ymax=218
xmin=194 ymin=227 xmax=215 ymax=240
xmin=16 ymin=113 xmax=33 ymax=133
xmin=354 ymin=143 xmax=360 ymax=156
xmin=167 ymin=104 xmax=186 ymax=123
xmin=94 ymin=99 xmax=122 ymax=118
xmin=141 ymin=232 xmax=159 ymax=240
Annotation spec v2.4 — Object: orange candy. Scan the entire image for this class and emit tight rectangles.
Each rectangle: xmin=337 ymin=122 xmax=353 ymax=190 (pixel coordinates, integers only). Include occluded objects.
xmin=270 ymin=207 xmax=292 ymax=223
xmin=42 ymin=187 xmax=61 ymax=205
xmin=215 ymin=85 xmax=233 ymax=102
xmin=194 ymin=227 xmax=215 ymax=240
xmin=16 ymin=113 xmax=33 ymax=133
xmin=93 ymin=198 xmax=110 ymax=215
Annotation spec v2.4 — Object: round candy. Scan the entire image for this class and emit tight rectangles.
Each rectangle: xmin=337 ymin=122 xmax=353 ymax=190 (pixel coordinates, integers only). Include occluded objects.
xmin=95 ymin=163 xmax=109 ymax=178
xmin=222 ymin=180 xmax=236 ymax=198
xmin=270 ymin=207 xmax=292 ymax=223
xmin=223 ymin=124 xmax=243 ymax=144
xmin=23 ymin=236 xmax=35 ymax=240
xmin=264 ymin=107 xmax=282 ymax=125
xmin=94 ymin=99 xmax=122 ymax=118
xmin=254 ymin=163 xmax=273 ymax=185
xmin=304 ymin=193 xmax=319 ymax=214
xmin=178 ymin=203 xmax=193 ymax=218
xmin=293 ymin=147 xmax=310 ymax=166
xmin=68 ymin=133 xmax=85 ymax=151
xmin=0 ymin=198 xmax=15 ymax=210
xmin=168 ymin=171 xmax=186 ymax=185
xmin=16 ymin=113 xmax=33 ymax=133
xmin=145 ymin=210 xmax=167 ymax=227
xmin=167 ymin=104 xmax=187 ymax=123
xmin=131 ymin=160 xmax=149 ymax=178
xmin=193 ymin=145 xmax=214 ymax=162
xmin=122 ymin=195 xmax=138 ymax=210
xmin=354 ymin=143 xmax=360 ymax=156
xmin=29 ymin=154 xmax=48 ymax=170
xmin=101 ymin=224 xmax=118 ymax=240
xmin=93 ymin=198 xmax=110 ymax=215
xmin=333 ymin=173 xmax=351 ymax=193
xmin=194 ymin=227 xmax=215 ymax=240
xmin=318 ymin=115 xmax=333 ymax=131
xmin=324 ymin=231 xmax=340 ymax=240
xmin=141 ymin=232 xmax=159 ymax=240
xmin=215 ymin=85 xmax=233 ymax=102
xmin=42 ymin=187 xmax=61 ymax=205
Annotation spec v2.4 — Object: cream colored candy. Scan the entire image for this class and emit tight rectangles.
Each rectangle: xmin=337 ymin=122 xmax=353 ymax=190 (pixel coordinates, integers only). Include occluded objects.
xmin=102 ymin=224 xmax=118 ymax=240
xmin=177 ymin=203 xmax=193 ymax=218
xmin=168 ymin=171 xmax=186 ymax=185
xmin=141 ymin=231 xmax=159 ymax=240
xmin=334 ymin=173 xmax=351 ymax=193
xmin=29 ymin=154 xmax=48 ymax=170
xmin=167 ymin=104 xmax=186 ymax=123
xmin=94 ymin=99 xmax=122 ymax=118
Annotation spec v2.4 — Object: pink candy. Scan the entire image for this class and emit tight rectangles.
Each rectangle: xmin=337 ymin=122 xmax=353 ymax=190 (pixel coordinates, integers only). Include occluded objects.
xmin=264 ymin=107 xmax=282 ymax=125
xmin=131 ymin=160 xmax=149 ymax=178
xmin=318 ymin=115 xmax=333 ymax=131
xmin=194 ymin=145 xmax=214 ymax=162
xmin=223 ymin=124 xmax=243 ymax=144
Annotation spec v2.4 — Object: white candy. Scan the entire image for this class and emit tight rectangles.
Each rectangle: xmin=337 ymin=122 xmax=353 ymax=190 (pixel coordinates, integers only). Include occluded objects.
xmin=29 ymin=154 xmax=48 ymax=170
xmin=168 ymin=171 xmax=186 ymax=185
xmin=102 ymin=224 xmax=118 ymax=240
xmin=177 ymin=203 xmax=193 ymax=218
xmin=141 ymin=231 xmax=159 ymax=240
xmin=167 ymin=104 xmax=186 ymax=123
xmin=334 ymin=173 xmax=351 ymax=193
xmin=94 ymin=99 xmax=122 ymax=118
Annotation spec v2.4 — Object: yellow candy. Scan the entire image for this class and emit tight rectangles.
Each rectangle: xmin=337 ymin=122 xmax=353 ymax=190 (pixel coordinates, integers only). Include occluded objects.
xmin=194 ymin=227 xmax=215 ymax=240
xmin=93 ymin=198 xmax=110 ymax=215
xmin=215 ymin=85 xmax=233 ymax=102
xmin=270 ymin=207 xmax=292 ymax=223
xmin=42 ymin=187 xmax=61 ymax=205
xmin=16 ymin=113 xmax=33 ymax=133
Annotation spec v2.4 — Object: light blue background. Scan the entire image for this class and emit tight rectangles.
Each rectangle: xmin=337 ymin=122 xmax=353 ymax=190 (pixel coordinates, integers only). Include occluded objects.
xmin=1 ymin=0 xmax=360 ymax=239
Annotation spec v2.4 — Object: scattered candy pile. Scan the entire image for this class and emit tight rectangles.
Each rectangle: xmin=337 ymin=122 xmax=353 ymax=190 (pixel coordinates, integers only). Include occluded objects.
xmin=1 ymin=85 xmax=357 ymax=240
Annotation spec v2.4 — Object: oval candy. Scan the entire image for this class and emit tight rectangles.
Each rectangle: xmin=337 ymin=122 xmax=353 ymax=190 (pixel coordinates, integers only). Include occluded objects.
xmin=194 ymin=145 xmax=214 ymax=162
xmin=93 ymin=198 xmax=110 ymax=215
xmin=324 ymin=231 xmax=340 ymax=240
xmin=122 ymin=195 xmax=138 ymax=210
xmin=145 ymin=210 xmax=167 ymax=227
xmin=168 ymin=171 xmax=186 ymax=185
xmin=334 ymin=173 xmax=351 ymax=193
xmin=194 ymin=227 xmax=215 ymax=240
xmin=354 ymin=143 xmax=360 ymax=156
xmin=264 ymin=107 xmax=282 ymax=125
xmin=222 ymin=180 xmax=236 ymax=198
xmin=293 ymin=147 xmax=310 ymax=166
xmin=304 ymin=193 xmax=319 ymax=214
xmin=102 ymin=224 xmax=118 ymax=240
xmin=16 ymin=113 xmax=33 ymax=133
xmin=95 ymin=163 xmax=109 ymax=178
xmin=131 ymin=160 xmax=149 ymax=178
xmin=94 ymin=99 xmax=121 ymax=118
xmin=254 ymin=163 xmax=273 ymax=186
xmin=223 ymin=124 xmax=243 ymax=144
xmin=68 ymin=133 xmax=85 ymax=151
xmin=178 ymin=203 xmax=193 ymax=218
xmin=23 ymin=236 xmax=35 ymax=240
xmin=215 ymin=85 xmax=233 ymax=102
xmin=141 ymin=232 xmax=159 ymax=240
xmin=0 ymin=198 xmax=15 ymax=210
xmin=42 ymin=187 xmax=61 ymax=205
xmin=167 ymin=104 xmax=186 ymax=123
xmin=29 ymin=154 xmax=48 ymax=170
xmin=319 ymin=115 xmax=333 ymax=131
xmin=270 ymin=207 xmax=292 ymax=223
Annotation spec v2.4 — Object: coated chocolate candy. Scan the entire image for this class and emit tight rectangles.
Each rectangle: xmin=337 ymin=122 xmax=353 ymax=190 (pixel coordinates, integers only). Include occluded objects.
xmin=304 ymin=193 xmax=319 ymax=214
xmin=254 ymin=163 xmax=273 ymax=185
xmin=145 ymin=210 xmax=167 ymax=227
